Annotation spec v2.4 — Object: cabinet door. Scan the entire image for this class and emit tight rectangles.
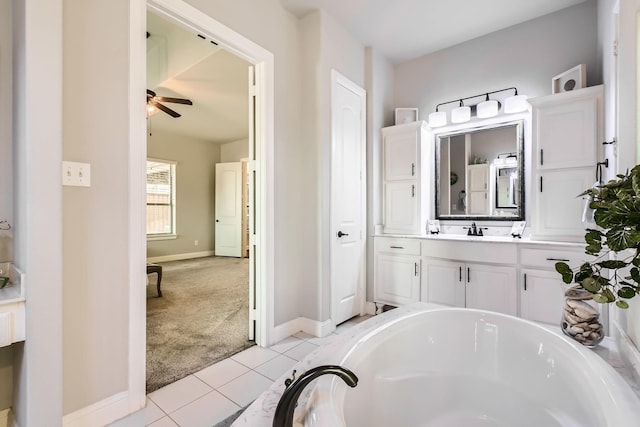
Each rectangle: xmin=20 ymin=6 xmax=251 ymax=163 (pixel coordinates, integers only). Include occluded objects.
xmin=383 ymin=181 xmax=418 ymax=233
xmin=468 ymin=191 xmax=488 ymax=215
xmin=421 ymin=259 xmax=465 ymax=307
xmin=467 ymin=164 xmax=488 ymax=191
xmin=520 ymin=269 xmax=565 ymax=325
xmin=467 ymin=164 xmax=489 ymax=214
xmin=375 ymin=254 xmax=420 ymax=306
xmin=465 ymin=264 xmax=517 ymax=315
xmin=534 ymin=91 xmax=599 ymax=170
xmin=383 ymin=130 xmax=417 ymax=181
xmin=533 ymin=167 xmax=594 ymax=238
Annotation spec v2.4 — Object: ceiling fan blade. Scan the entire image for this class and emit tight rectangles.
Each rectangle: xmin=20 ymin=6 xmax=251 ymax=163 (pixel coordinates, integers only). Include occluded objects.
xmin=152 ymin=101 xmax=181 ymax=118
xmin=154 ymin=96 xmax=193 ymax=105
xmin=147 ymin=89 xmax=156 ymax=98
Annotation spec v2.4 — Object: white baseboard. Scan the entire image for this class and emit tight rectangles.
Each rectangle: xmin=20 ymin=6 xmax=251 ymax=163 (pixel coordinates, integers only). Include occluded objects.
xmin=271 ymin=317 xmax=335 ymax=345
xmin=62 ymin=391 xmax=131 ymax=427
xmin=147 ymin=250 xmax=215 ymax=263
xmin=613 ymin=320 xmax=640 ymax=383
xmin=0 ymin=408 xmax=9 ymax=427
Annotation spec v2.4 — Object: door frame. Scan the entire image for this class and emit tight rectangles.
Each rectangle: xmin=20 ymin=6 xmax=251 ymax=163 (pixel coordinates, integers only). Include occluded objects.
xmin=330 ymin=69 xmax=366 ymax=327
xmin=129 ymin=0 xmax=275 ymax=407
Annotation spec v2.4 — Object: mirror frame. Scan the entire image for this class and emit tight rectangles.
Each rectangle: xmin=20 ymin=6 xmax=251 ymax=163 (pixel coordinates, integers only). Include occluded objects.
xmin=434 ymin=119 xmax=525 ymax=221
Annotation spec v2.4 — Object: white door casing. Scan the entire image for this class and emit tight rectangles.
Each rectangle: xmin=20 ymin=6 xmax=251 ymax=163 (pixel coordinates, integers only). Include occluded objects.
xmin=331 ymin=70 xmax=366 ymax=326
xmin=215 ymin=162 xmax=242 ymax=257
xmin=126 ymin=0 xmax=275 ymax=421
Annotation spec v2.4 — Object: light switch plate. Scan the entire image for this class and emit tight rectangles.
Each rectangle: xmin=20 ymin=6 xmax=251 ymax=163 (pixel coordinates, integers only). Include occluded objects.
xmin=62 ymin=161 xmax=91 ymax=187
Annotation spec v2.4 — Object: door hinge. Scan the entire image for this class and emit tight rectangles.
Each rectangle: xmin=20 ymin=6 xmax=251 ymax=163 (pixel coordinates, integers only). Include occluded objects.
xmin=249 ymin=308 xmax=257 ymax=321
xmin=249 ymin=85 xmax=257 ymax=97
xmin=613 ymin=39 xmax=619 ymax=57
xmin=247 ymin=160 xmax=257 ymax=172
xmin=250 ymin=234 xmax=257 ymax=245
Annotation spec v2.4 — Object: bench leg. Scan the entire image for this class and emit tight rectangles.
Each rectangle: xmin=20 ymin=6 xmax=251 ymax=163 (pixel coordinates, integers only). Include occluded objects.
xmin=155 ymin=270 xmax=162 ymax=297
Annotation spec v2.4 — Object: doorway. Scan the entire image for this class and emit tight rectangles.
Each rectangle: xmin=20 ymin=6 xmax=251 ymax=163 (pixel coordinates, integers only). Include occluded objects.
xmin=145 ymin=9 xmax=254 ymax=393
xmin=129 ymin=0 xmax=275 ymax=405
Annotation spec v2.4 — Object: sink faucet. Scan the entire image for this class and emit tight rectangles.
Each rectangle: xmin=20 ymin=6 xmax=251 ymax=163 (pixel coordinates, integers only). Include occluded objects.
xmin=467 ymin=222 xmax=478 ymax=236
xmin=272 ymin=365 xmax=358 ymax=427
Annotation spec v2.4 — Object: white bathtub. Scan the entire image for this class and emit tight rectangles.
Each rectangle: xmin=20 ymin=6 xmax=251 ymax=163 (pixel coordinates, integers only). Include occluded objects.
xmin=302 ymin=307 xmax=640 ymax=427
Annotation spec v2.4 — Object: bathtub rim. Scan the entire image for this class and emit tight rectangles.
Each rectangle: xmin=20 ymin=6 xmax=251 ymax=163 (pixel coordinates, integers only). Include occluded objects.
xmin=304 ymin=305 xmax=640 ymax=427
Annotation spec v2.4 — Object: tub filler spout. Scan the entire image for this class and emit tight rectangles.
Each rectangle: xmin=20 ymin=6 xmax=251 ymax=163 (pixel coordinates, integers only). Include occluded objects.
xmin=272 ymin=365 xmax=358 ymax=427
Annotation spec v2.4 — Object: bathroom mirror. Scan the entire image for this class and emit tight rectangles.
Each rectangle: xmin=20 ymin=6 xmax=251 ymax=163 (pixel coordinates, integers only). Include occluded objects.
xmin=435 ymin=120 xmax=524 ymax=221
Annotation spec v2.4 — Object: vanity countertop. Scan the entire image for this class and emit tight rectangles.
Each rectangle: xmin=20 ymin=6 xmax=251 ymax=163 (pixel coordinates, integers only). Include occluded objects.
xmin=375 ymin=232 xmax=585 ymax=248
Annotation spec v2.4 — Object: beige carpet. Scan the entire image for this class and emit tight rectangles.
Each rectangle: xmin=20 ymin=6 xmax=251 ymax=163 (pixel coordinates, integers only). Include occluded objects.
xmin=146 ymin=256 xmax=254 ymax=393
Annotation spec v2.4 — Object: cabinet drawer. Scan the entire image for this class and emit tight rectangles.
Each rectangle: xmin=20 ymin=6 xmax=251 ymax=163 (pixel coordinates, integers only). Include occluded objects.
xmin=421 ymin=240 xmax=517 ymax=264
xmin=520 ymin=246 xmax=592 ymax=269
xmin=376 ymin=237 xmax=421 ymax=256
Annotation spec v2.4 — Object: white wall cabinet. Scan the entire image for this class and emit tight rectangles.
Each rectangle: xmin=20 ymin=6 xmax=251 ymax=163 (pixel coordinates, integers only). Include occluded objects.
xmin=530 ymin=85 xmax=603 ymax=241
xmin=421 ymin=258 xmax=517 ymax=315
xmin=374 ymin=237 xmax=421 ymax=306
xmin=382 ymin=121 xmax=429 ymax=234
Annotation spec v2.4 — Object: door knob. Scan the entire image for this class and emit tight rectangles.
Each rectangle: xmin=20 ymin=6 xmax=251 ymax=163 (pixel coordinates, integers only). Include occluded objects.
xmin=337 ymin=231 xmax=349 ymax=238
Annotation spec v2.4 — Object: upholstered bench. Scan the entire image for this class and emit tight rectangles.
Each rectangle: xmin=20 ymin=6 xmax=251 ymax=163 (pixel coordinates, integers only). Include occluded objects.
xmin=146 ymin=263 xmax=163 ymax=297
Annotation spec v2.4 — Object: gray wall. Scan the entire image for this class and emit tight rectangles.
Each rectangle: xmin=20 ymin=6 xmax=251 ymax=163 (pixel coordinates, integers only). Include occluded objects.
xmin=220 ymin=139 xmax=249 ymax=162
xmin=394 ymin=0 xmax=600 ymax=120
xmin=147 ymin=130 xmax=221 ymax=259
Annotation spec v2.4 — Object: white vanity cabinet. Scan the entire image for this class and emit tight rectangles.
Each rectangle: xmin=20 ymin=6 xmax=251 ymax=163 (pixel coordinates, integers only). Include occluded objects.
xmin=519 ymin=245 xmax=593 ymax=325
xmin=374 ymin=237 xmax=421 ymax=306
xmin=420 ymin=240 xmax=518 ymax=315
xmin=382 ymin=121 xmax=429 ymax=234
xmin=529 ymin=85 xmax=604 ymax=241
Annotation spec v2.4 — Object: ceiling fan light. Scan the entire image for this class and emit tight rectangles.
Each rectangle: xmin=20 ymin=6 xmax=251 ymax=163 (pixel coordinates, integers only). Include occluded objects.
xmin=476 ymin=99 xmax=499 ymax=118
xmin=147 ymin=104 xmax=160 ymax=117
xmin=451 ymin=105 xmax=471 ymax=123
xmin=428 ymin=111 xmax=447 ymax=127
xmin=504 ymin=94 xmax=529 ymax=113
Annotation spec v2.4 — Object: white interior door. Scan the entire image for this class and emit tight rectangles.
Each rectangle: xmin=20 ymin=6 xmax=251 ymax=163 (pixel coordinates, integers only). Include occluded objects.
xmin=215 ymin=162 xmax=242 ymax=257
xmin=331 ymin=70 xmax=366 ymax=326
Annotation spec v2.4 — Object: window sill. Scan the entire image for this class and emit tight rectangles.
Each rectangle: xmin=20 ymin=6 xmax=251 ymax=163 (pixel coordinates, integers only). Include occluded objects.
xmin=147 ymin=234 xmax=177 ymax=242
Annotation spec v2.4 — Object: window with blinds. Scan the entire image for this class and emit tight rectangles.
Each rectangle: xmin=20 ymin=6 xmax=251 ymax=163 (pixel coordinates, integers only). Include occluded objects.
xmin=147 ymin=159 xmax=176 ymax=237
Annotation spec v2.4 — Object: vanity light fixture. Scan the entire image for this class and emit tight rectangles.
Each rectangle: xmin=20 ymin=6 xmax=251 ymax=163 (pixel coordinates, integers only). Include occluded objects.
xmin=503 ymin=90 xmax=529 ymax=113
xmin=451 ymin=100 xmax=471 ymax=123
xmin=476 ymin=94 xmax=499 ymax=118
xmin=428 ymin=87 xmax=527 ymax=127
xmin=428 ymin=107 xmax=447 ymax=127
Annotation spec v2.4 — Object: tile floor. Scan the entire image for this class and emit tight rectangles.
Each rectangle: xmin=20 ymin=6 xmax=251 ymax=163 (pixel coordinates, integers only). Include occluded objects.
xmin=109 ymin=315 xmax=371 ymax=427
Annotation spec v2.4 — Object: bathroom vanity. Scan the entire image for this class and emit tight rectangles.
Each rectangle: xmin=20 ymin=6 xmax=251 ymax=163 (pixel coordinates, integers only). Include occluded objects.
xmin=0 ymin=264 xmax=25 ymax=347
xmin=375 ymin=85 xmax=605 ymax=327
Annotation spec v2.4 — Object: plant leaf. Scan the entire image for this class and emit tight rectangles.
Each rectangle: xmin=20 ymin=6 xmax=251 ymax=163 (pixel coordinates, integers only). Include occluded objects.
xmin=555 ymin=262 xmax=573 ymax=284
xmin=593 ymin=294 xmax=608 ymax=303
xmin=616 ymin=300 xmax=630 ymax=309
xmin=618 ymin=287 xmax=636 ymax=299
xmin=603 ymin=288 xmax=616 ymax=302
xmin=581 ymin=277 xmax=601 ymax=293
xmin=597 ymin=260 xmax=629 ymax=269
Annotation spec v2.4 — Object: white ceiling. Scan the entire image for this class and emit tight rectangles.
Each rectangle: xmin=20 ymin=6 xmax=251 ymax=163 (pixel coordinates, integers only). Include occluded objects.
xmin=280 ymin=0 xmax=589 ymax=63
xmin=147 ymin=12 xmax=250 ymax=144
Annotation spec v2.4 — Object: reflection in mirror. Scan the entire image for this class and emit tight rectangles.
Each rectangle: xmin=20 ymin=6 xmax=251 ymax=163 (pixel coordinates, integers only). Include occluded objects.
xmin=435 ymin=120 xmax=524 ymax=220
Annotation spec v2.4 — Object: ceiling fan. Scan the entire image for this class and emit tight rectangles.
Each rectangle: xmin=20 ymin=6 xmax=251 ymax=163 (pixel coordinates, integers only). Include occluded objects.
xmin=146 ymin=89 xmax=193 ymax=118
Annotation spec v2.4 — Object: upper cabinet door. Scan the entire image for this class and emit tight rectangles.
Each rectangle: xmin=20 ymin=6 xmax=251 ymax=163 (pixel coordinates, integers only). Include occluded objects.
xmin=383 ymin=125 xmax=419 ymax=181
xmin=530 ymin=85 xmax=603 ymax=170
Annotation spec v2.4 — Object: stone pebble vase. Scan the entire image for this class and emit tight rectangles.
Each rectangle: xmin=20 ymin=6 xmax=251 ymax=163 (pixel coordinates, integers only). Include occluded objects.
xmin=561 ymin=286 xmax=604 ymax=347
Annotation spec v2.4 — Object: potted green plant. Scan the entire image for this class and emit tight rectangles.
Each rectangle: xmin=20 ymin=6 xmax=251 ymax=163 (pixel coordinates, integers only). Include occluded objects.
xmin=555 ymin=165 xmax=640 ymax=309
